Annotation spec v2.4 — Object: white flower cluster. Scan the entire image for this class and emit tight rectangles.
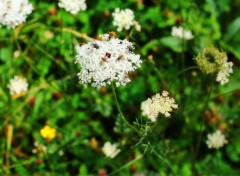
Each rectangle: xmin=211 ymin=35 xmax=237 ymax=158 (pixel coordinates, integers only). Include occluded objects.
xmin=0 ymin=0 xmax=33 ymax=28
xmin=75 ymin=33 xmax=142 ymax=88
xmin=58 ymin=0 xmax=87 ymax=15
xmin=206 ymin=130 xmax=228 ymax=149
xmin=32 ymin=141 xmax=47 ymax=154
xmin=112 ymin=8 xmax=137 ymax=32
xmin=216 ymin=58 xmax=233 ymax=85
xmin=102 ymin=142 xmax=120 ymax=158
xmin=141 ymin=91 xmax=178 ymax=122
xmin=8 ymin=75 xmax=29 ymax=96
xmin=171 ymin=26 xmax=194 ymax=40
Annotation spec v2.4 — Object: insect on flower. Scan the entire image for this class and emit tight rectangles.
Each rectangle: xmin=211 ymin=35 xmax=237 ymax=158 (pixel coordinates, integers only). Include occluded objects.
xmin=117 ymin=54 xmax=124 ymax=60
xmin=105 ymin=52 xmax=111 ymax=58
xmin=127 ymin=45 xmax=134 ymax=52
xmin=91 ymin=43 xmax=100 ymax=49
xmin=108 ymin=31 xmax=117 ymax=38
xmin=75 ymin=33 xmax=142 ymax=87
xmin=79 ymin=42 xmax=86 ymax=46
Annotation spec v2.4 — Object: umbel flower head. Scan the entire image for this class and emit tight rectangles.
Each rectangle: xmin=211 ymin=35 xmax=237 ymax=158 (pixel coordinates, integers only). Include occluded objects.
xmin=102 ymin=142 xmax=120 ymax=158
xmin=75 ymin=32 xmax=142 ymax=88
xmin=58 ymin=0 xmax=87 ymax=15
xmin=112 ymin=8 xmax=138 ymax=32
xmin=206 ymin=130 xmax=228 ymax=149
xmin=194 ymin=46 xmax=233 ymax=85
xmin=32 ymin=141 xmax=47 ymax=154
xmin=141 ymin=91 xmax=178 ymax=122
xmin=8 ymin=75 xmax=28 ymax=98
xmin=0 ymin=0 xmax=33 ymax=28
xmin=171 ymin=26 xmax=194 ymax=40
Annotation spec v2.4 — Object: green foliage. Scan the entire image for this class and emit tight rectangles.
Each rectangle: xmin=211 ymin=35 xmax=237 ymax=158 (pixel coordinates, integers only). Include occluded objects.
xmin=0 ymin=0 xmax=240 ymax=175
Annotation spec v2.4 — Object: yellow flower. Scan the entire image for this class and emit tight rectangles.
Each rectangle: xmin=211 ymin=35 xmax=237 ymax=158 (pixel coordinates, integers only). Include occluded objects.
xmin=40 ymin=125 xmax=56 ymax=141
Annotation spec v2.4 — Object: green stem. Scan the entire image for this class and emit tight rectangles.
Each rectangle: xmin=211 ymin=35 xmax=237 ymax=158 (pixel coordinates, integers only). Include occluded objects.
xmin=109 ymin=154 xmax=143 ymax=175
xmin=152 ymin=149 xmax=178 ymax=176
xmin=194 ymin=75 xmax=215 ymax=161
xmin=149 ymin=60 xmax=168 ymax=89
xmin=177 ymin=66 xmax=199 ymax=77
xmin=211 ymin=88 xmax=240 ymax=100
xmin=111 ymin=84 xmax=140 ymax=134
xmin=169 ymin=66 xmax=199 ymax=91
xmin=181 ymin=88 xmax=240 ymax=114
xmin=4 ymin=158 xmax=35 ymax=170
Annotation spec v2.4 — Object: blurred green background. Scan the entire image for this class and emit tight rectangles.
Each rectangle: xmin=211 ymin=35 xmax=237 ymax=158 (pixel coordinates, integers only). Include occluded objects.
xmin=0 ymin=0 xmax=240 ymax=175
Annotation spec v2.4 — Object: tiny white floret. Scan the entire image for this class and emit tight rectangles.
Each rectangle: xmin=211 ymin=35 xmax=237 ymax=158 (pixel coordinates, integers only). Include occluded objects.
xmin=206 ymin=130 xmax=228 ymax=149
xmin=102 ymin=142 xmax=120 ymax=158
xmin=141 ymin=91 xmax=178 ymax=122
xmin=58 ymin=0 xmax=87 ymax=15
xmin=171 ymin=26 xmax=194 ymax=40
xmin=112 ymin=8 xmax=137 ymax=32
xmin=0 ymin=0 xmax=33 ymax=28
xmin=8 ymin=75 xmax=28 ymax=96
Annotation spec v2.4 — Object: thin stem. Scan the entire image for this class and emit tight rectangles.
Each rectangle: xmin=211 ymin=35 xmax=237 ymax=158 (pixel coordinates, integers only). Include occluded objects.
xmin=4 ymin=158 xmax=36 ymax=170
xmin=194 ymin=75 xmax=215 ymax=164
xmin=149 ymin=60 xmax=168 ymax=89
xmin=152 ymin=149 xmax=178 ymax=176
xmin=169 ymin=66 xmax=199 ymax=91
xmin=111 ymin=84 xmax=140 ymax=134
xmin=109 ymin=154 xmax=143 ymax=175
xmin=180 ymin=88 xmax=240 ymax=114
xmin=177 ymin=66 xmax=199 ymax=77
xmin=55 ymin=27 xmax=95 ymax=41
xmin=211 ymin=88 xmax=240 ymax=100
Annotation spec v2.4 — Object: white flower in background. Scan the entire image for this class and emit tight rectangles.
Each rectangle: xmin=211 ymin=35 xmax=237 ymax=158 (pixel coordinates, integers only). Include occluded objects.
xmin=75 ymin=33 xmax=142 ymax=88
xmin=13 ymin=50 xmax=21 ymax=58
xmin=141 ymin=91 xmax=178 ymax=122
xmin=102 ymin=142 xmax=120 ymax=158
xmin=206 ymin=130 xmax=228 ymax=149
xmin=216 ymin=60 xmax=233 ymax=85
xmin=0 ymin=0 xmax=33 ymax=28
xmin=58 ymin=0 xmax=87 ymax=15
xmin=134 ymin=21 xmax=141 ymax=32
xmin=112 ymin=8 xmax=137 ymax=32
xmin=194 ymin=46 xmax=234 ymax=85
xmin=32 ymin=141 xmax=47 ymax=154
xmin=171 ymin=26 xmax=194 ymax=40
xmin=8 ymin=75 xmax=28 ymax=96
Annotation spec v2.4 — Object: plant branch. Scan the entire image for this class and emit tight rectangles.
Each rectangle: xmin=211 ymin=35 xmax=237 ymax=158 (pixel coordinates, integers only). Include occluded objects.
xmin=111 ymin=84 xmax=140 ymax=134
xmin=152 ymin=149 xmax=178 ymax=176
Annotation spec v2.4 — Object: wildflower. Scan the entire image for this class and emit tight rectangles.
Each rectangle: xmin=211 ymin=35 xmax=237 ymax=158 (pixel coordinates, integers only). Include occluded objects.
xmin=13 ymin=50 xmax=21 ymax=58
xmin=0 ymin=0 xmax=33 ymax=28
xmin=134 ymin=21 xmax=141 ymax=32
xmin=216 ymin=61 xmax=233 ymax=85
xmin=194 ymin=46 xmax=233 ymax=85
xmin=206 ymin=130 xmax=227 ymax=149
xmin=44 ymin=30 xmax=54 ymax=40
xmin=171 ymin=26 xmax=194 ymax=40
xmin=32 ymin=141 xmax=47 ymax=154
xmin=90 ymin=137 xmax=99 ymax=151
xmin=75 ymin=33 xmax=142 ymax=88
xmin=102 ymin=142 xmax=120 ymax=158
xmin=112 ymin=8 xmax=137 ymax=32
xmin=8 ymin=75 xmax=28 ymax=98
xmin=40 ymin=125 xmax=56 ymax=141
xmin=141 ymin=91 xmax=178 ymax=122
xmin=58 ymin=0 xmax=86 ymax=15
